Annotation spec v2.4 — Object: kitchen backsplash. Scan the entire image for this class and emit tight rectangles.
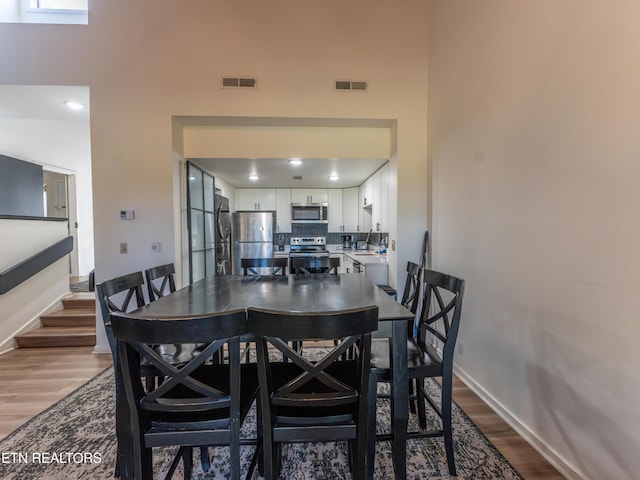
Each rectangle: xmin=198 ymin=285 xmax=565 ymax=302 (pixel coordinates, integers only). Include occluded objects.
xmin=274 ymin=225 xmax=387 ymax=246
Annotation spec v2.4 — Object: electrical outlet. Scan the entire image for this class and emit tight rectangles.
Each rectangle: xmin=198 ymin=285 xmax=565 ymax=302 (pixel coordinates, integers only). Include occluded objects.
xmin=458 ymin=341 xmax=464 ymax=356
xmin=151 ymin=242 xmax=162 ymax=253
xmin=120 ymin=242 xmax=128 ymax=254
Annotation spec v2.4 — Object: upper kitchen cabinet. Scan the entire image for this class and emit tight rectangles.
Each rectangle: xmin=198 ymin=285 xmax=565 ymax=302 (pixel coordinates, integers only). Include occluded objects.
xmin=342 ymin=187 xmax=360 ymax=232
xmin=291 ymin=189 xmax=328 ymax=204
xmin=360 ymin=163 xmax=389 ymax=232
xmin=236 ymin=188 xmax=276 ymax=211
xmin=276 ymin=189 xmax=292 ymax=233
xmin=378 ymin=164 xmax=389 ymax=232
xmin=327 ymin=189 xmax=343 ymax=232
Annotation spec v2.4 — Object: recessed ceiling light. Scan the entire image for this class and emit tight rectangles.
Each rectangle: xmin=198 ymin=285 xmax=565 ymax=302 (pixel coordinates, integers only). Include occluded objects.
xmin=329 ymin=175 xmax=340 ymax=181
xmin=289 ymin=159 xmax=302 ymax=166
xmin=248 ymin=174 xmax=260 ymax=181
xmin=64 ymin=101 xmax=85 ymax=110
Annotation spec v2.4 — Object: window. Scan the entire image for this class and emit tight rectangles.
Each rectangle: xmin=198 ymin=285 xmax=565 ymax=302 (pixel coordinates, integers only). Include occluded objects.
xmin=28 ymin=0 xmax=87 ymax=10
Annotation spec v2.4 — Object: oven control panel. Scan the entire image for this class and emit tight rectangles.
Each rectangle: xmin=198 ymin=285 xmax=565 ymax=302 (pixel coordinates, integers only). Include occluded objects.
xmin=290 ymin=237 xmax=326 ymax=246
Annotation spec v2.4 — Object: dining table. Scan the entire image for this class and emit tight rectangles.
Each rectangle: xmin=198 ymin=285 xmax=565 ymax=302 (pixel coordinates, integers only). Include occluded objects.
xmin=113 ymin=273 xmax=414 ymax=480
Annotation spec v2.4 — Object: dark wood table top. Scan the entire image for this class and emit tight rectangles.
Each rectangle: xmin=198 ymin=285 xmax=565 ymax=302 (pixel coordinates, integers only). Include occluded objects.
xmin=134 ymin=273 xmax=412 ymax=321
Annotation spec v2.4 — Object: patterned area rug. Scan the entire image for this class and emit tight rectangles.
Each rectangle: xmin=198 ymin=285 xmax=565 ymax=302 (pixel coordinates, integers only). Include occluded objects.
xmin=0 ymin=352 xmax=523 ymax=479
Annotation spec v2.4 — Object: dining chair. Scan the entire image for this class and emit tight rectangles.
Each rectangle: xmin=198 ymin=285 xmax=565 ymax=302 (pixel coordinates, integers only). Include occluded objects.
xmin=96 ymin=271 xmax=147 ymax=360
xmin=144 ymin=262 xmax=176 ymax=301
xmin=144 ymin=263 xmax=210 ymax=363
xmin=367 ymin=268 xmax=465 ymax=478
xmin=97 ymin=270 xmax=212 ymax=474
xmin=241 ymin=257 xmax=288 ymax=276
xmin=290 ymin=256 xmax=340 ymax=274
xmin=95 ymin=271 xmax=148 ymax=478
xmin=110 ymin=309 xmax=260 ymax=480
xmin=248 ymin=305 xmax=379 ymax=480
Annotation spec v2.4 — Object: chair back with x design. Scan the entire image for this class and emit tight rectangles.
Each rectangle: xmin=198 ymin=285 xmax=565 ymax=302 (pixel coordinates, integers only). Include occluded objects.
xmin=417 ymin=269 xmax=465 ymax=362
xmin=110 ymin=309 xmax=259 ymax=480
xmin=248 ymin=305 xmax=378 ymax=480
xmin=144 ymin=263 xmax=176 ymax=301
xmin=96 ymin=271 xmax=146 ymax=358
xmin=241 ymin=257 xmax=288 ymax=276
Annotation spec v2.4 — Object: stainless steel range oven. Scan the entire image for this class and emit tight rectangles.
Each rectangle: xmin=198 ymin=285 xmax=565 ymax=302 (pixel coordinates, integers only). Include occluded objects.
xmin=289 ymin=236 xmax=329 ymax=259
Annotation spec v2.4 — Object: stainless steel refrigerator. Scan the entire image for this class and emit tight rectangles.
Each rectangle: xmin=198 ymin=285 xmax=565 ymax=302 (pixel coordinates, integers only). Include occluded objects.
xmin=214 ymin=194 xmax=231 ymax=275
xmin=232 ymin=211 xmax=275 ymax=275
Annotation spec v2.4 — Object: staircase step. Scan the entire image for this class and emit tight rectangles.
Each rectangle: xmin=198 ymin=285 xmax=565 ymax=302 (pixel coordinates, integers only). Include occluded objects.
xmin=41 ymin=309 xmax=96 ymax=327
xmin=62 ymin=292 xmax=96 ymax=310
xmin=15 ymin=327 xmax=96 ymax=348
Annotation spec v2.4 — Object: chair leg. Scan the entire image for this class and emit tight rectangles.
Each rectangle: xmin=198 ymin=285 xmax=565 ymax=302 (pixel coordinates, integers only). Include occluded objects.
xmin=417 ymin=378 xmax=427 ymax=429
xmin=182 ymin=447 xmax=193 ymax=480
xmin=262 ymin=420 xmax=276 ymax=480
xmin=199 ymin=446 xmax=210 ymax=472
xmin=409 ymin=378 xmax=416 ymax=414
xmin=441 ymin=374 xmax=456 ymax=476
xmin=366 ymin=375 xmax=378 ymax=480
xmin=230 ymin=424 xmax=240 ymax=480
xmin=113 ymin=449 xmax=120 ymax=477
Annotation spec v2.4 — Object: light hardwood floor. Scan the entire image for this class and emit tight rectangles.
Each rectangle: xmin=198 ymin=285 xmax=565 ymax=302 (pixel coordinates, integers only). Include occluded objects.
xmin=0 ymin=347 xmax=564 ymax=479
xmin=0 ymin=346 xmax=112 ymax=440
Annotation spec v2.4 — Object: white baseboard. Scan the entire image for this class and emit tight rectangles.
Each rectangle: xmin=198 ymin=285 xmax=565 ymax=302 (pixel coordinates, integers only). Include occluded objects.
xmin=454 ymin=364 xmax=585 ymax=480
xmin=92 ymin=345 xmax=112 ymax=355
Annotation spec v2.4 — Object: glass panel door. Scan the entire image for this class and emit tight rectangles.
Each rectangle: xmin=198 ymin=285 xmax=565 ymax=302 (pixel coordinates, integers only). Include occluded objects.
xmin=186 ymin=162 xmax=216 ymax=284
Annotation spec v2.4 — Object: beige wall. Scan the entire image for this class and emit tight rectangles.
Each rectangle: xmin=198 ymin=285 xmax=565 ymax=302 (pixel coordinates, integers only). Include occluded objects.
xmin=1 ymin=2 xmax=428 ymax=350
xmin=0 ymin=219 xmax=69 ymax=353
xmin=428 ymin=2 xmax=640 ymax=478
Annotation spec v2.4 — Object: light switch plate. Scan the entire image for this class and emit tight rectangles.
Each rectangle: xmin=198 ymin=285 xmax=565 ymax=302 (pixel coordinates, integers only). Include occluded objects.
xmin=120 ymin=210 xmax=135 ymax=220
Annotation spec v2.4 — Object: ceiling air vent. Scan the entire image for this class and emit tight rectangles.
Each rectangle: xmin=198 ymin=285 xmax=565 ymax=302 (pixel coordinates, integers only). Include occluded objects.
xmin=335 ymin=80 xmax=368 ymax=92
xmin=222 ymin=76 xmax=257 ymax=89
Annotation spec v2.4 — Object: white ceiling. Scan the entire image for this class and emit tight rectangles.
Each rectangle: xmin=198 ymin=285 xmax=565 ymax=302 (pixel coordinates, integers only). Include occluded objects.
xmin=0 ymin=85 xmax=90 ymax=122
xmin=191 ymin=157 xmax=387 ymax=189
xmin=0 ymin=85 xmax=386 ymax=189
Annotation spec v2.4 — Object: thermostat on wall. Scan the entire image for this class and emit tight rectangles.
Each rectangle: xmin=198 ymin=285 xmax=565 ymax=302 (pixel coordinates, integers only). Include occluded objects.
xmin=120 ymin=210 xmax=135 ymax=220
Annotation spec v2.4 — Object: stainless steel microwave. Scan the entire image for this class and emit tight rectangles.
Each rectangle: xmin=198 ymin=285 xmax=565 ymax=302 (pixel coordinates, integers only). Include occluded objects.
xmin=291 ymin=203 xmax=328 ymax=223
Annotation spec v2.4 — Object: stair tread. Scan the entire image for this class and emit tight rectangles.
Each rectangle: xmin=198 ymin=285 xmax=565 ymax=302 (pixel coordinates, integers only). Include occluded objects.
xmin=41 ymin=309 xmax=96 ymax=318
xmin=18 ymin=327 xmax=95 ymax=337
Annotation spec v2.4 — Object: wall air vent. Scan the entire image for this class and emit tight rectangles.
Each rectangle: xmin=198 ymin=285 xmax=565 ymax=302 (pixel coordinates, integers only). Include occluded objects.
xmin=293 ymin=175 xmax=303 ymax=180
xmin=335 ymin=80 xmax=368 ymax=92
xmin=222 ymin=76 xmax=257 ymax=89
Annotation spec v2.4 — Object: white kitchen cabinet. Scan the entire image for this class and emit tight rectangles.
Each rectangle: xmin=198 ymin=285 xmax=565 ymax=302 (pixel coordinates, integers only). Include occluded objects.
xmin=327 ymin=189 xmax=343 ymax=232
xmin=291 ymin=188 xmax=328 ymax=204
xmin=275 ymin=188 xmax=292 ymax=233
xmin=342 ymin=254 xmax=355 ymax=274
xmin=370 ymin=169 xmax=382 ymax=231
xmin=330 ymin=253 xmax=347 ymax=274
xmin=379 ymin=164 xmax=389 ymax=232
xmin=360 ymin=262 xmax=388 ymax=285
xmin=342 ymin=187 xmax=360 ymax=232
xmin=371 ymin=164 xmax=389 ymax=232
xmin=360 ymin=179 xmax=373 ymax=208
xmin=236 ymin=188 xmax=276 ymax=211
xmin=359 ymin=163 xmax=389 ymax=233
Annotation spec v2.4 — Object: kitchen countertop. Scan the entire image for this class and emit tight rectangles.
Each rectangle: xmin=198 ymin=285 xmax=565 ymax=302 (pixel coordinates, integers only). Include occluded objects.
xmin=328 ymin=245 xmax=389 ymax=265
xmin=273 ymin=244 xmax=388 ymax=264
